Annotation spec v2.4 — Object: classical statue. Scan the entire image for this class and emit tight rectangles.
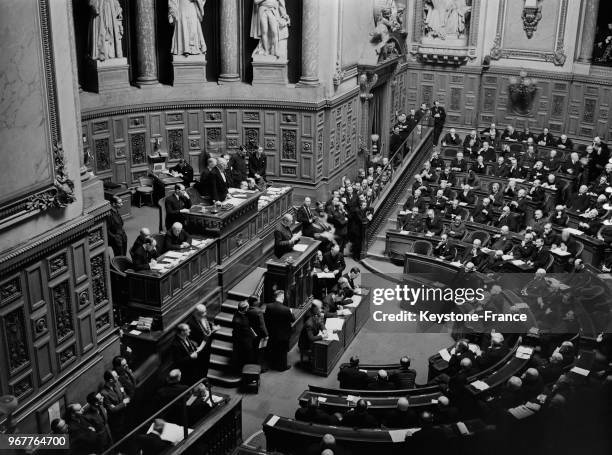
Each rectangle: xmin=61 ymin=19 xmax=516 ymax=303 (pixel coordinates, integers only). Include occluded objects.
xmin=88 ymin=0 xmax=124 ymax=61
xmin=423 ymin=0 xmax=470 ymax=41
xmin=168 ymin=0 xmax=207 ymax=56
xmin=250 ymin=0 xmax=290 ymax=59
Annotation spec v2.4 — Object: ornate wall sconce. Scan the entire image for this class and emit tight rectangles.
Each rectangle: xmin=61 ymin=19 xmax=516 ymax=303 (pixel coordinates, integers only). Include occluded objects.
xmin=370 ymin=134 xmax=380 ymax=155
xmin=508 ymin=70 xmax=538 ymax=115
xmin=522 ymin=0 xmax=543 ymax=39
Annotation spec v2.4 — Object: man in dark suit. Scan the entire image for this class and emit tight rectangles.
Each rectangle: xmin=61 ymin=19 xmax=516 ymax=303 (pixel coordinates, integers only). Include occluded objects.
xmin=171 ymin=324 xmax=207 ymax=385
xmin=298 ymin=302 xmax=324 ymax=354
xmin=424 ymin=209 xmax=443 ymax=236
xmin=295 ymin=397 xmax=337 ymax=425
xmin=569 ymin=185 xmax=592 ymax=213
xmin=462 ymin=239 xmax=487 ymax=269
xmin=112 ymin=356 xmax=136 ymax=400
xmin=274 ymin=213 xmax=301 ymax=258
xmin=537 ymin=127 xmax=556 ymax=147
xmin=415 ymin=102 xmax=429 ymax=122
xmin=431 ymin=100 xmax=446 ymax=145
xmin=100 ymin=370 xmax=130 ymax=440
xmin=340 ymin=399 xmax=378 ymax=428
xmin=349 ymin=201 xmax=372 ymax=259
xmin=209 ymin=158 xmax=229 ymax=202
xmin=228 ymin=146 xmax=248 ymax=187
xmin=107 ymin=196 xmax=128 ymax=256
xmin=491 ymin=226 xmax=513 ymax=253
xmin=433 ymin=234 xmax=457 ymax=261
xmin=246 ymin=296 xmax=268 ymax=368
xmin=337 ymin=356 xmax=369 ymax=389
xmin=441 ymin=128 xmax=462 ymax=146
xmin=155 ymin=370 xmax=189 ymax=423
xmin=402 ymin=207 xmax=424 ymax=232
xmin=390 ymin=356 xmax=417 ymax=389
xmin=248 ymin=146 xmax=267 ymax=184
xmin=83 ymin=392 xmax=113 ymax=451
xmin=164 ymin=184 xmax=192 ymax=230
xmin=66 ymin=403 xmax=101 ymax=455
xmin=530 ymin=237 xmax=551 ymax=270
xmin=322 ymin=243 xmax=346 ymax=280
xmin=164 ymin=222 xmax=192 ymax=250
xmin=129 ymin=227 xmax=151 ymax=259
xmin=367 ymin=369 xmax=395 ymax=390
xmin=264 ymin=290 xmax=295 ymax=371
xmin=195 ymin=156 xmax=215 ymax=199
xmin=491 ymin=156 xmax=509 ymax=177
xmin=132 ymin=419 xmax=172 ymax=455
xmin=383 ymin=397 xmax=418 ymax=428
xmin=170 ymin=158 xmax=194 ymax=186
xmin=477 ymin=332 xmax=509 ymax=369
xmin=131 ymin=237 xmax=159 ymax=271
xmin=188 ymin=304 xmax=219 ymax=346
xmin=296 ymin=196 xmax=316 ymax=237
xmin=232 ymin=301 xmax=256 ymax=371
xmin=556 ymin=134 xmax=573 ymax=150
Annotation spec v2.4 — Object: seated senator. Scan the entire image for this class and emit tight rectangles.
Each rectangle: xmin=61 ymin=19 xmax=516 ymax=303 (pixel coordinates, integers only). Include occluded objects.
xmin=165 ymin=222 xmax=192 ymax=251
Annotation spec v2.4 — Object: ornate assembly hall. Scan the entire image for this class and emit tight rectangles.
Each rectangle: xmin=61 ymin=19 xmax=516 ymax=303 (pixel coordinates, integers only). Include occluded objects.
xmin=1 ymin=0 xmax=612 ymax=454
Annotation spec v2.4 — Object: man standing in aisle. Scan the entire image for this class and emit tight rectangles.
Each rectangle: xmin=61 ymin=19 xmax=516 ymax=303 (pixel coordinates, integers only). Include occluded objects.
xmin=264 ymin=290 xmax=295 ymax=371
xmin=431 ymin=100 xmax=446 ymax=146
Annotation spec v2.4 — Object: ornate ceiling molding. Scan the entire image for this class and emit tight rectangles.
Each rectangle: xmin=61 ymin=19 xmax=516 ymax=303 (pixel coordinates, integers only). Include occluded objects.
xmin=490 ymin=0 xmax=568 ymax=66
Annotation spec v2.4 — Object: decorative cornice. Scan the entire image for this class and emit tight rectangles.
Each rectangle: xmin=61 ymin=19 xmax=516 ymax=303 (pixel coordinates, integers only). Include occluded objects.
xmin=0 ymin=201 xmax=111 ymax=274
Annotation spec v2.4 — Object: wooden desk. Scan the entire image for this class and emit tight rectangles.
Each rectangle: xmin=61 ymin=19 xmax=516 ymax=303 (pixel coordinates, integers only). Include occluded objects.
xmin=151 ymin=172 xmax=184 ymax=203
xmin=256 ymin=186 xmax=294 ymax=252
xmin=311 ymin=291 xmax=371 ymax=376
xmin=124 ymin=238 xmax=219 ymax=330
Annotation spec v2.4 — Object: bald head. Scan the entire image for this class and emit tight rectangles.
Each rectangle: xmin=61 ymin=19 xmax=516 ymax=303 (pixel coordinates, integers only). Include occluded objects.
xmin=507 ymin=376 xmax=522 ymax=390
xmin=397 ymin=397 xmax=409 ymax=411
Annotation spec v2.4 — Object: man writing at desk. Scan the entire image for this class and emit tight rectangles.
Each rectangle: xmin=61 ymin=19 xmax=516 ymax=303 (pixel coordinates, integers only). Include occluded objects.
xmin=274 ymin=213 xmax=302 ymax=258
xmin=132 ymin=237 xmax=159 ymax=271
xmin=165 ymin=222 xmax=192 ymax=250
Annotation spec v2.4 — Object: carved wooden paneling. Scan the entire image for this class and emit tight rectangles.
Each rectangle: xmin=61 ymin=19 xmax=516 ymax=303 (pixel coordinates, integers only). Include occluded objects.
xmin=94 ymin=137 xmax=110 ymax=173
xmin=51 ymin=281 xmax=74 ymax=344
xmin=57 ymin=343 xmax=76 ymax=370
xmin=34 ymin=341 xmax=53 ymax=385
xmin=47 ymin=251 xmax=68 ymax=279
xmin=72 ymin=241 xmax=88 ymax=285
xmin=281 ymin=129 xmax=297 ymax=160
xmin=130 ymin=132 xmax=147 ymax=165
xmin=32 ymin=313 xmax=48 ymax=339
xmin=90 ymin=254 xmax=108 ymax=307
xmin=4 ymin=307 xmax=30 ymax=373
xmin=150 ymin=114 xmax=162 ymax=136
xmin=95 ymin=310 xmax=111 ymax=335
xmin=167 ymin=128 xmax=184 ymax=160
xmin=225 ymin=111 xmax=238 ymax=133
xmin=264 ymin=112 xmax=276 ymax=135
xmin=1 ymin=275 xmax=22 ymax=306
xmin=188 ymin=111 xmax=200 ymax=134
xmin=78 ymin=312 xmax=94 ymax=353
xmin=10 ymin=374 xmax=33 ymax=399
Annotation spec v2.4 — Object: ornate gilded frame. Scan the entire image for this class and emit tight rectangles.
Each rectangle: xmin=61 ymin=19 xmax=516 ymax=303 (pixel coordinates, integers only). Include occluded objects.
xmin=0 ymin=0 xmax=75 ymax=231
xmin=489 ymin=0 xmax=568 ymax=66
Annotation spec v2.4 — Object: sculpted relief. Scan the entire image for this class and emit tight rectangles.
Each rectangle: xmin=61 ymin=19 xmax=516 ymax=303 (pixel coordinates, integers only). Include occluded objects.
xmin=168 ymin=0 xmax=207 ymax=56
xmin=250 ymin=0 xmax=291 ymax=59
xmin=423 ymin=0 xmax=471 ymax=44
xmin=88 ymin=0 xmax=124 ymax=60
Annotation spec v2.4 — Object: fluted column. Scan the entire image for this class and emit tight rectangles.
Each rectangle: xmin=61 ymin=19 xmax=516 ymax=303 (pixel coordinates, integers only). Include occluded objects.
xmin=298 ymin=0 xmax=320 ymax=86
xmin=219 ymin=0 xmax=240 ymax=83
xmin=577 ymin=0 xmax=601 ymax=63
xmin=134 ymin=0 xmax=158 ymax=86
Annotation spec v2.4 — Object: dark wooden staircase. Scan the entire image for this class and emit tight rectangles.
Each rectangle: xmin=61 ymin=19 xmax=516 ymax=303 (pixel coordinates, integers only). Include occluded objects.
xmin=207 ymin=267 xmax=267 ymax=387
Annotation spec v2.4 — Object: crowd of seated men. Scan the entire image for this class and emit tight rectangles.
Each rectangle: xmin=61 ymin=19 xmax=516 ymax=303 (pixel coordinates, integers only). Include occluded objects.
xmin=397 ymin=124 xmax=612 ymax=272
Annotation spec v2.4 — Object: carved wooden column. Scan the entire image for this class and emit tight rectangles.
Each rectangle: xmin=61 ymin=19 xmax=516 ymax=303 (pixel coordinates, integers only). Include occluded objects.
xmin=134 ymin=0 xmax=158 ymax=86
xmin=219 ymin=0 xmax=240 ymax=83
xmin=298 ymin=0 xmax=320 ymax=86
xmin=577 ymin=0 xmax=601 ymax=63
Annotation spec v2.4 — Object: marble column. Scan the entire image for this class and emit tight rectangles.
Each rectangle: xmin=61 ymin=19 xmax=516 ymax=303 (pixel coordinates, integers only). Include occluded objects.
xmin=577 ymin=0 xmax=601 ymax=63
xmin=298 ymin=0 xmax=320 ymax=86
xmin=219 ymin=0 xmax=240 ymax=83
xmin=134 ymin=0 xmax=158 ymax=86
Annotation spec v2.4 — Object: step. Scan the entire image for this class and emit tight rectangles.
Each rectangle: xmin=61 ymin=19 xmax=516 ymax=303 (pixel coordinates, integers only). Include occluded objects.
xmin=228 ymin=267 xmax=267 ymax=300
xmin=211 ymin=339 xmax=234 ymax=355
xmin=207 ymin=368 xmax=241 ymax=387
xmin=221 ymin=299 xmax=240 ymax=313
xmin=369 ymin=238 xmax=387 ymax=257
xmin=214 ymin=311 xmax=234 ymax=327
xmin=215 ymin=326 xmax=233 ymax=341
xmin=210 ymin=353 xmax=232 ymax=368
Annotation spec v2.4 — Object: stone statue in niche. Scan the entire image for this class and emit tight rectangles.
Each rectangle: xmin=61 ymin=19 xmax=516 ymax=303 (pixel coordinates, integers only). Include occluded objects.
xmin=88 ymin=0 xmax=124 ymax=60
xmin=423 ymin=0 xmax=471 ymax=44
xmin=168 ymin=0 xmax=207 ymax=55
xmin=371 ymin=1 xmax=406 ymax=61
xmin=595 ymin=22 xmax=612 ymax=64
xmin=250 ymin=0 xmax=290 ymax=59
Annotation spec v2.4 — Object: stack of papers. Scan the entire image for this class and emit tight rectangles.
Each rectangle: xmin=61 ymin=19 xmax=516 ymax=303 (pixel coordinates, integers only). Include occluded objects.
xmin=389 ymin=429 xmax=419 ymax=442
xmin=456 ymin=422 xmax=470 ymax=435
xmin=337 ymin=309 xmax=352 ymax=316
xmin=550 ymin=248 xmax=570 ymax=256
xmin=511 ymin=260 xmax=525 ymax=266
xmin=470 ymin=380 xmax=490 ymax=391
xmin=570 ymin=366 xmax=590 ymax=376
xmin=516 ymin=346 xmax=534 ymax=359
xmin=502 ymin=254 xmax=514 ymax=260
xmin=192 ymin=239 xmax=210 ymax=248
xmin=346 ymin=395 xmax=359 ymax=403
xmin=399 ymin=230 xmax=409 ymax=235
xmin=266 ymin=415 xmax=280 ymax=427
xmin=438 ymin=349 xmax=451 ymax=362
xmin=317 ymin=396 xmax=327 ymax=403
xmin=325 ymin=318 xmax=344 ymax=332
xmin=316 ymin=272 xmax=336 ymax=279
xmin=450 ymin=261 xmax=463 ymax=267
xmin=293 ymin=243 xmax=308 ymax=252
xmin=147 ymin=421 xmax=193 ymax=444
xmin=565 ymin=228 xmax=584 ymax=236
xmin=150 ymin=263 xmax=170 ymax=272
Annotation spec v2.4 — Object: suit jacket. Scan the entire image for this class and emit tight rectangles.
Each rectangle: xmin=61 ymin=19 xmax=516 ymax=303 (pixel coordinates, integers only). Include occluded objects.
xmin=341 ymin=409 xmax=379 ymax=428
xmin=491 ymin=162 xmax=509 ymax=178
xmin=68 ymin=416 xmax=102 ymax=455
xmin=131 ymin=245 xmax=158 ymax=271
xmin=557 ymin=138 xmax=574 ymax=150
xmin=164 ymin=194 xmax=192 ymax=230
xmin=462 ymin=247 xmax=487 ymax=268
xmin=82 ymin=405 xmax=112 ymax=449
xmin=383 ymin=409 xmax=418 ymax=428
xmin=264 ymin=301 xmax=295 ymax=342
xmin=274 ymin=224 xmax=294 ymax=258
xmin=442 ymin=132 xmax=462 ymax=146
xmin=322 ymin=251 xmax=346 ymax=275
xmin=296 ymin=204 xmax=316 ymax=237
xmin=478 ymin=345 xmax=510 ymax=369
xmin=298 ymin=315 xmax=324 ymax=351
xmin=171 ymin=335 xmax=200 ymax=374
xmin=531 ymin=247 xmax=551 ymax=269
xmin=209 ymin=167 xmax=228 ymax=202
xmin=457 ymin=190 xmax=475 ymax=205
xmin=463 ymin=134 xmax=481 ymax=149
xmin=107 ymin=207 xmax=127 ymax=254
xmin=433 ymin=241 xmax=457 ymax=260
xmin=491 ymin=235 xmax=513 ymax=253
xmin=537 ymin=132 xmax=556 ymax=146
xmin=295 ymin=407 xmax=337 ymax=425
xmin=425 ymin=216 xmax=443 ymax=235
xmin=133 ymin=433 xmax=172 ymax=455
xmin=189 ymin=315 xmax=214 ymax=345
xmin=569 ymin=193 xmax=591 ymax=213
xmin=117 ymin=369 xmax=136 ymax=399
xmin=170 ymin=163 xmax=194 ymax=186
xmin=472 ymin=204 xmax=493 ymax=225
xmin=228 ymin=153 xmax=247 ymax=186
xmin=431 ymin=106 xmax=446 ymax=125
xmin=390 ymin=367 xmax=417 ymax=388
xmin=248 ymin=152 xmax=267 ymax=180
xmin=164 ymin=229 xmax=192 ymax=250
xmin=450 ymin=158 xmax=467 ymax=172
xmin=402 ymin=214 xmax=423 ymax=232
xmin=337 ymin=365 xmax=369 ymax=389
xmin=246 ymin=307 xmax=268 ymax=338
xmin=529 ymin=187 xmax=546 ymax=208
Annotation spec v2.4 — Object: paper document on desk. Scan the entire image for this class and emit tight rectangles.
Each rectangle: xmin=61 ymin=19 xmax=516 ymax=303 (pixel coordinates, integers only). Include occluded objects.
xmin=164 ymin=251 xmax=184 ymax=259
xmin=551 ymin=248 xmax=570 ymax=256
xmin=512 ymin=302 xmax=529 ymax=309
xmin=565 ymin=228 xmax=584 ymax=236
xmin=344 ymin=296 xmax=361 ymax=308
xmin=325 ymin=318 xmax=344 ymax=332
xmin=324 ymin=333 xmax=340 ymax=342
xmin=259 ymin=338 xmax=268 ymax=349
xmin=211 ymin=395 xmax=224 ymax=404
xmin=185 ymin=395 xmax=197 ymax=406
xmin=511 ymin=260 xmax=525 ymax=266
xmin=450 ymin=261 xmax=462 ymax=267
xmin=129 ymin=330 xmax=142 ymax=336
xmin=516 ymin=346 xmax=534 ymax=359
xmin=502 ymin=255 xmax=514 ymax=261
xmin=317 ymin=396 xmax=327 ymax=403
xmin=470 ymin=380 xmax=490 ymax=391
xmin=336 ymin=309 xmax=352 ymax=316
xmin=438 ymin=349 xmax=451 ymax=362
xmin=147 ymin=421 xmax=192 ymax=444
xmin=192 ymin=239 xmax=209 ymax=248
xmin=293 ymin=243 xmax=308 ymax=252
xmin=399 ymin=230 xmax=409 ymax=235
xmin=346 ymin=395 xmax=359 ymax=403
xmin=316 ymin=272 xmax=336 ymax=279
xmin=456 ymin=422 xmax=470 ymax=435
xmin=266 ymin=415 xmax=280 ymax=427
xmin=570 ymin=366 xmax=590 ymax=376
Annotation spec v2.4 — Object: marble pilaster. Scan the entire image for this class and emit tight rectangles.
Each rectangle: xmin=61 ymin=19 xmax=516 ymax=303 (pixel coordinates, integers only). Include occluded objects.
xmin=577 ymin=0 xmax=601 ymax=63
xmin=219 ymin=0 xmax=240 ymax=83
xmin=297 ymin=0 xmax=320 ymax=86
xmin=134 ymin=0 xmax=158 ymax=86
